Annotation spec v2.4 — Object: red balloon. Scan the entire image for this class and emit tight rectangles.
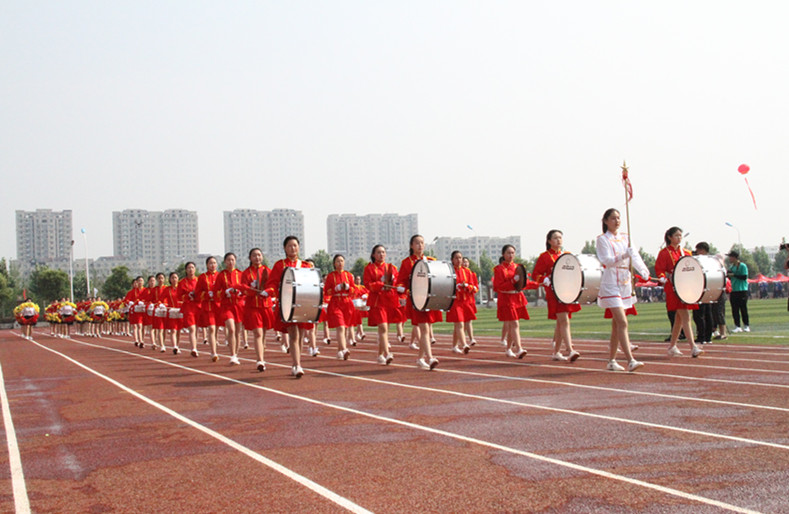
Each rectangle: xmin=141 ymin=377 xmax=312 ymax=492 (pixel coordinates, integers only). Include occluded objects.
xmin=738 ymin=164 xmax=750 ymax=175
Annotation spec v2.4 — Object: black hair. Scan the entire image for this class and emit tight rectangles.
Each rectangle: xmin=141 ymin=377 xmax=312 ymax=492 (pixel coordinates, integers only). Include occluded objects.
xmin=501 ymin=244 xmax=515 ymax=256
xmin=155 ymin=272 xmax=165 ymax=279
xmin=451 ymin=250 xmax=462 ymax=261
xmin=205 ymin=256 xmax=217 ymax=266
xmin=248 ymin=248 xmax=262 ymax=259
xmin=184 ymin=261 xmax=196 ymax=271
xmin=223 ymin=252 xmax=236 ymax=262
xmin=370 ymin=244 xmax=385 ymax=263
xmin=602 ymin=208 xmax=619 ymax=234
xmin=695 ymin=242 xmax=710 ymax=253
xmin=333 ymin=254 xmax=345 ymax=267
xmin=283 ymin=235 xmax=300 ymax=248
xmin=664 ymin=227 xmax=682 ymax=246
xmin=545 ymin=229 xmax=563 ymax=250
xmin=409 ymin=234 xmax=423 ymax=256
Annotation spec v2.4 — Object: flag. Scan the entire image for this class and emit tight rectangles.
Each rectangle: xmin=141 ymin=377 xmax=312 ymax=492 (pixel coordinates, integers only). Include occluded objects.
xmin=23 ymin=289 xmax=26 ymax=300
xmin=622 ymin=165 xmax=633 ymax=202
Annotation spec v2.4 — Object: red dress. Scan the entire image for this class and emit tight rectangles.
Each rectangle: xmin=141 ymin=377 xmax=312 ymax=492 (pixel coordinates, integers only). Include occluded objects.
xmin=176 ymin=277 xmax=198 ymax=327
xmin=446 ymin=265 xmax=478 ymax=322
xmin=124 ymin=288 xmax=145 ymax=325
xmin=150 ymin=285 xmax=168 ymax=330
xmin=396 ymin=255 xmax=443 ymax=325
xmin=239 ymin=264 xmax=274 ymax=330
xmin=213 ymin=268 xmax=244 ymax=324
xmin=194 ymin=271 xmax=219 ymax=327
xmin=493 ymin=262 xmax=529 ymax=321
xmin=532 ymin=249 xmax=582 ymax=320
xmin=324 ymin=270 xmax=357 ymax=329
xmin=164 ymin=285 xmax=183 ymax=331
xmin=264 ymin=258 xmax=315 ymax=332
xmin=363 ymin=262 xmax=400 ymax=326
xmin=655 ymin=246 xmax=699 ymax=312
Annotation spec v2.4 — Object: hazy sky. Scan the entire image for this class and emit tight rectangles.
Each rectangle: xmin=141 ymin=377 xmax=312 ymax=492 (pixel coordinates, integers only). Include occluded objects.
xmin=2 ymin=1 xmax=787 ymax=263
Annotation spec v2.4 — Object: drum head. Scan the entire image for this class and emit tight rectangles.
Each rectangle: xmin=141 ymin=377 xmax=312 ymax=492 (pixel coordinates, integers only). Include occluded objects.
xmin=279 ymin=268 xmax=295 ymax=322
xmin=410 ymin=260 xmax=430 ymax=311
xmin=673 ymin=255 xmax=704 ymax=304
xmin=513 ymin=263 xmax=527 ymax=291
xmin=551 ymin=254 xmax=583 ymax=304
xmin=697 ymin=255 xmax=725 ymax=303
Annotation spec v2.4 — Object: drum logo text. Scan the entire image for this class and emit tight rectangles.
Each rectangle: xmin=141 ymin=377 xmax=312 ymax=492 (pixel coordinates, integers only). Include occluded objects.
xmin=561 ymin=264 xmax=575 ymax=271
xmin=681 ymin=265 xmax=696 ymax=272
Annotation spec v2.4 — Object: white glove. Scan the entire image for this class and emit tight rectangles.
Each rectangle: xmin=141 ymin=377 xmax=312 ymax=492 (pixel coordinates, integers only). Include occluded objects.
xmin=250 ymin=280 xmax=258 ymax=288
xmin=259 ymin=291 xmax=268 ymax=297
xmin=335 ymin=284 xmax=343 ymax=292
xmin=627 ymin=247 xmax=638 ymax=259
xmin=457 ymin=283 xmax=465 ymax=290
xmin=362 ymin=294 xmax=368 ymax=300
xmin=543 ymin=277 xmax=551 ymax=287
xmin=225 ymin=288 xmax=235 ymax=296
xmin=658 ymin=276 xmax=667 ymax=285
xmin=396 ymin=286 xmax=405 ymax=294
xmin=513 ymin=274 xmax=520 ymax=282
xmin=208 ymin=291 xmax=214 ymax=298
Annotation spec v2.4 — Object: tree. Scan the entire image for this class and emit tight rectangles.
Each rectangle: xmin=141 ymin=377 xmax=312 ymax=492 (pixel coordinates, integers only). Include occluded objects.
xmin=103 ymin=266 xmax=133 ymax=300
xmin=351 ymin=258 xmax=367 ymax=279
xmin=581 ymin=241 xmax=596 ymax=254
xmin=173 ymin=261 xmax=188 ymax=278
xmin=478 ymin=251 xmax=495 ymax=303
xmin=774 ymin=249 xmax=788 ymax=275
xmin=638 ymin=248 xmax=656 ymax=277
xmin=0 ymin=271 xmax=15 ymax=320
xmin=752 ymin=246 xmax=772 ymax=276
xmin=309 ymin=250 xmax=333 ymax=276
xmin=729 ymin=245 xmax=758 ymax=278
xmin=29 ymin=265 xmax=69 ymax=304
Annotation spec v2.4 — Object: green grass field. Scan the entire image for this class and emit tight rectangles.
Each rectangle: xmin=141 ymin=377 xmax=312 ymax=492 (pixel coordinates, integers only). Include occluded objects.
xmin=428 ymin=298 xmax=789 ymax=345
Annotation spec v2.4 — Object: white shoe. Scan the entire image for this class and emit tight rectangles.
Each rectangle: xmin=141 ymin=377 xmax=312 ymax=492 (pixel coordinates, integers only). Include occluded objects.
xmin=462 ymin=345 xmax=471 ymax=354
xmin=607 ymin=360 xmax=625 ymax=371
xmin=385 ymin=354 xmax=394 ymax=365
xmin=243 ymin=343 xmax=249 ymax=350
xmin=211 ymin=354 xmax=219 ymax=362
xmin=428 ymin=357 xmax=439 ymax=370
xmin=552 ymin=353 xmax=568 ymax=361
xmin=691 ymin=346 xmax=704 ymax=358
xmin=313 ymin=347 xmax=320 ymax=356
xmin=743 ymin=326 xmax=750 ymax=332
xmin=229 ymin=355 xmax=240 ymax=365
xmin=712 ymin=330 xmax=720 ymax=338
xmin=732 ymin=326 xmax=743 ymax=333
xmin=416 ymin=358 xmax=431 ymax=370
xmin=256 ymin=361 xmax=266 ymax=372
xmin=628 ymin=360 xmax=644 ymax=372
xmin=323 ymin=338 xmax=331 ymax=345
xmin=337 ymin=349 xmax=349 ymax=360
xmin=452 ymin=347 xmax=464 ymax=354
xmin=668 ymin=346 xmax=683 ymax=357
xmin=281 ymin=343 xmax=289 ymax=353
xmin=516 ymin=349 xmax=527 ymax=359
xmin=409 ymin=342 xmax=419 ymax=351
xmin=505 ymin=348 xmax=517 ymax=358
xmin=500 ymin=340 xmax=508 ymax=347
xmin=377 ymin=355 xmax=387 ymax=365
xmin=191 ymin=349 xmax=199 ymax=358
xmin=160 ymin=346 xmax=166 ymax=353
xmin=292 ymin=365 xmax=304 ymax=378
xmin=308 ymin=347 xmax=315 ymax=357
xmin=568 ymin=350 xmax=581 ymax=362
xmin=469 ymin=339 xmax=477 ymax=346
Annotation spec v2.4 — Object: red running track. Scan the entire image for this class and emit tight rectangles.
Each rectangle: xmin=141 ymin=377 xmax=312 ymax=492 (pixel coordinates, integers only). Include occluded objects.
xmin=1 ymin=328 xmax=788 ymax=512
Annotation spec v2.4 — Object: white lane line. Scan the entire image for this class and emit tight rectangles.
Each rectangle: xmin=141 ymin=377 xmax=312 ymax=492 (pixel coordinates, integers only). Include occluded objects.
xmin=0 ymin=357 xmax=32 ymax=513
xmin=25 ymin=339 xmax=371 ymax=514
xmin=47 ymin=338 xmax=762 ymax=514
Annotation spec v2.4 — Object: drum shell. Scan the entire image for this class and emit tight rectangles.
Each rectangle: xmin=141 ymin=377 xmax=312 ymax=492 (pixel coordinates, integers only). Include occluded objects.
xmin=279 ymin=268 xmax=324 ymax=323
xmin=513 ymin=263 xmax=528 ymax=291
xmin=672 ymin=255 xmax=725 ymax=304
xmin=551 ymin=253 xmax=603 ymax=304
xmin=410 ymin=260 xmax=456 ymax=312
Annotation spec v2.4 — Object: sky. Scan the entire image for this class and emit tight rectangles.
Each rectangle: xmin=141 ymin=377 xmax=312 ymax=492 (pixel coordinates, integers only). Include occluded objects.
xmin=2 ymin=1 xmax=787 ymax=263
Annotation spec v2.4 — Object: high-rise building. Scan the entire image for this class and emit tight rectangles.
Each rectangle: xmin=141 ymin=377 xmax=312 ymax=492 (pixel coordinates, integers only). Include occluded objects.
xmin=112 ymin=209 xmax=199 ymax=271
xmin=224 ymin=209 xmax=305 ymax=260
xmin=15 ymin=209 xmax=73 ymax=266
xmin=432 ymin=236 xmax=522 ymax=264
xmin=327 ymin=213 xmax=418 ymax=264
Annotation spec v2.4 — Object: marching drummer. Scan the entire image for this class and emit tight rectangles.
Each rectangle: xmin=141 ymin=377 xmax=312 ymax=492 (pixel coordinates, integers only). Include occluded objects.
xmin=324 ymin=254 xmax=358 ymax=361
xmin=461 ymin=257 xmax=479 ymax=346
xmin=363 ymin=244 xmax=397 ymax=365
xmin=596 ymin=208 xmax=648 ymax=372
xmin=177 ymin=262 xmax=200 ymax=357
xmin=213 ymin=252 xmax=245 ymax=365
xmin=532 ymin=230 xmax=581 ymax=362
xmin=263 ymin=235 xmax=313 ymax=378
xmin=395 ymin=234 xmax=441 ymax=370
xmin=655 ymin=227 xmax=704 ymax=358
xmin=493 ymin=245 xmax=529 ymax=359
xmin=447 ymin=250 xmax=477 ymax=354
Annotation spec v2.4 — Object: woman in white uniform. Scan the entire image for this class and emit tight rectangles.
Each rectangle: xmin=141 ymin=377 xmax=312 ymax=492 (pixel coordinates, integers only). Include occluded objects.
xmin=596 ymin=208 xmax=649 ymax=372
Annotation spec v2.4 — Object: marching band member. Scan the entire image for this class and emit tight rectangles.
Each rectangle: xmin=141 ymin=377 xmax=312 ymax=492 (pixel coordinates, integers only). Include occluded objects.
xmin=14 ymin=300 xmax=39 ymax=340
xmin=324 ymin=254 xmax=357 ymax=361
xmin=596 ymin=208 xmax=648 ymax=372
xmin=655 ymin=227 xmax=703 ymax=358
xmin=264 ymin=235 xmax=313 ymax=378
xmin=58 ymin=298 xmax=77 ymax=339
xmin=351 ymin=275 xmax=368 ymax=344
xmin=363 ymin=244 xmax=397 ymax=365
xmin=164 ymin=272 xmax=183 ymax=354
xmin=89 ymin=298 xmax=109 ymax=338
xmin=177 ymin=263 xmax=200 ymax=357
xmin=395 ymin=234 xmax=441 ymax=370
xmin=194 ymin=256 xmax=220 ymax=362
xmin=143 ymin=276 xmax=156 ymax=347
xmin=239 ymin=248 xmax=272 ymax=372
xmin=462 ymin=257 xmax=479 ymax=346
xmin=45 ymin=300 xmax=59 ymax=337
xmin=493 ymin=245 xmax=529 ymax=359
xmin=151 ymin=273 xmax=168 ymax=351
xmin=125 ymin=276 xmax=146 ymax=347
xmin=447 ymin=251 xmax=477 ymax=354
xmin=213 ymin=252 xmax=244 ymax=365
xmin=531 ymin=230 xmax=581 ymax=362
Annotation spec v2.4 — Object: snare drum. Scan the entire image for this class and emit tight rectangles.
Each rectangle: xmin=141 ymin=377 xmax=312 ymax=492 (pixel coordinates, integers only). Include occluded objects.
xmin=352 ymin=298 xmax=369 ymax=311
xmin=168 ymin=308 xmax=183 ymax=319
xmin=279 ymin=267 xmax=323 ymax=323
xmin=410 ymin=260 xmax=456 ymax=312
xmin=512 ymin=263 xmax=528 ymax=291
xmin=551 ymin=253 xmax=603 ymax=304
xmin=672 ymin=255 xmax=725 ymax=304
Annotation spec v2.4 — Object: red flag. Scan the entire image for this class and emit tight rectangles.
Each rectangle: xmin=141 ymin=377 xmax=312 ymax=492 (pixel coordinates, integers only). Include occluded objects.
xmin=23 ymin=289 xmax=27 ymax=300
xmin=622 ymin=166 xmax=633 ymax=201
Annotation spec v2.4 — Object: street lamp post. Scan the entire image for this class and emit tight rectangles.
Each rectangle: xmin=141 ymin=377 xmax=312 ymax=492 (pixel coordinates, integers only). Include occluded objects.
xmin=69 ymin=240 xmax=75 ymax=301
xmin=81 ymin=228 xmax=91 ymax=297
xmin=725 ymin=222 xmax=742 ymax=250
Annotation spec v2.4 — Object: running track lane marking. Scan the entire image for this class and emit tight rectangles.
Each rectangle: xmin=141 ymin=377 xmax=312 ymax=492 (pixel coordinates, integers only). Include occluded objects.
xmin=0 ymin=361 xmax=31 ymax=514
xmin=19 ymin=338 xmax=371 ymax=514
xmin=43 ymin=338 xmax=763 ymax=513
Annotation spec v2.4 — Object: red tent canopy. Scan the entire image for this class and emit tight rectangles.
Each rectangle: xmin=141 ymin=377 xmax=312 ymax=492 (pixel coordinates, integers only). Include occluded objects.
xmin=635 ymin=280 xmax=658 ymax=287
xmin=772 ymin=273 xmax=789 ymax=283
xmin=748 ymin=274 xmax=771 ymax=283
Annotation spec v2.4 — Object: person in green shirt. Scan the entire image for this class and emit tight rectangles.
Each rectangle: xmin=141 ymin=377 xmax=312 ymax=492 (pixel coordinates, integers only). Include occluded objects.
xmin=726 ymin=250 xmax=750 ymax=332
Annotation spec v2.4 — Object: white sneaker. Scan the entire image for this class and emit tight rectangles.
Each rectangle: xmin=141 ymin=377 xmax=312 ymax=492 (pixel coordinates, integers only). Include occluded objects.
xmin=191 ymin=350 xmax=199 ymax=358
xmin=505 ymin=348 xmax=517 ymax=358
xmin=668 ymin=346 xmax=683 ymax=357
xmin=211 ymin=354 xmax=219 ymax=362
xmin=292 ymin=365 xmax=304 ymax=378
xmin=229 ymin=355 xmax=240 ymax=365
xmin=377 ymin=355 xmax=387 ymax=365
xmin=743 ymin=326 xmax=750 ymax=332
xmin=409 ymin=342 xmax=419 ymax=351
xmin=691 ymin=346 xmax=704 ymax=358
xmin=323 ymin=338 xmax=331 ymax=345
xmin=160 ymin=346 xmax=166 ymax=353
xmin=462 ymin=345 xmax=471 ymax=354
xmin=243 ymin=343 xmax=249 ymax=350
xmin=500 ymin=340 xmax=508 ymax=347
xmin=516 ymin=349 xmax=527 ymax=359
xmin=337 ymin=349 xmax=349 ymax=360
xmin=312 ymin=347 xmax=320 ymax=356
xmin=416 ymin=358 xmax=431 ymax=370
xmin=385 ymin=354 xmax=394 ymax=365
xmin=428 ymin=357 xmax=439 ymax=370
xmin=256 ymin=361 xmax=266 ymax=372
xmin=628 ymin=360 xmax=644 ymax=372
xmin=552 ymin=353 xmax=568 ymax=361
xmin=469 ymin=339 xmax=477 ymax=346
xmin=281 ymin=343 xmax=289 ymax=353
xmin=732 ymin=326 xmax=743 ymax=333
xmin=173 ymin=347 xmax=181 ymax=355
xmin=568 ymin=350 xmax=581 ymax=362
xmin=712 ymin=330 xmax=720 ymax=338
xmin=452 ymin=347 xmax=464 ymax=354
xmin=308 ymin=347 xmax=316 ymax=357
xmin=607 ymin=360 xmax=625 ymax=371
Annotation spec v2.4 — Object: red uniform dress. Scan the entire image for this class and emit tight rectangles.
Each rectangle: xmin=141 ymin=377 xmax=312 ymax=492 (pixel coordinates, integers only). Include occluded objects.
xmin=323 ymin=270 xmax=357 ymax=329
xmin=194 ymin=270 xmax=219 ymax=327
xmin=264 ymin=258 xmax=315 ymax=332
xmin=446 ymin=265 xmax=478 ymax=323
xmin=655 ymin=245 xmax=699 ymax=312
xmin=363 ymin=262 xmax=400 ymax=327
xmin=176 ymin=277 xmax=198 ymax=327
xmin=350 ymin=283 xmax=368 ymax=326
xmin=213 ymin=268 xmax=244 ymax=324
xmin=493 ymin=262 xmax=530 ymax=321
xmin=149 ymin=285 xmax=168 ymax=330
xmin=396 ymin=255 xmax=443 ymax=325
xmin=532 ymin=249 xmax=582 ymax=320
xmin=239 ymin=264 xmax=274 ymax=330
xmin=163 ymin=285 xmax=183 ymax=331
xmin=141 ymin=288 xmax=154 ymax=327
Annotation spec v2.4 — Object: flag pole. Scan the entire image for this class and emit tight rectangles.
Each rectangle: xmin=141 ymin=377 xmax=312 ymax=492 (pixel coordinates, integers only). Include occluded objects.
xmin=621 ymin=161 xmax=636 ymax=283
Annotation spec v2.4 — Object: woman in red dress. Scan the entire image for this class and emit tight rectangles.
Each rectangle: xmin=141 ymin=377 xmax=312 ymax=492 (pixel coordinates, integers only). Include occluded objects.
xmin=324 ymin=254 xmax=357 ymax=361
xmin=531 ymin=230 xmax=581 ymax=362
xmin=655 ymin=226 xmax=704 ymax=358
xmin=395 ymin=234 xmax=442 ymax=370
xmin=177 ymin=262 xmax=200 ymax=357
xmin=493 ymin=244 xmax=528 ymax=359
xmin=125 ymin=276 xmax=146 ymax=347
xmin=194 ymin=256 xmax=220 ymax=362
xmin=363 ymin=244 xmax=398 ymax=365
xmin=461 ymin=257 xmax=479 ymax=346
xmin=239 ymin=248 xmax=272 ymax=372
xmin=213 ymin=252 xmax=245 ymax=366
xmin=164 ymin=272 xmax=183 ymax=354
xmin=447 ymin=251 xmax=477 ymax=354
xmin=151 ymin=273 xmax=168 ymax=352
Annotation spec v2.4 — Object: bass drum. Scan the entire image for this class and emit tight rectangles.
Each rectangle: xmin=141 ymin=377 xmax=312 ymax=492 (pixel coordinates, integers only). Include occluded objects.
xmin=410 ymin=260 xmax=456 ymax=312
xmin=279 ymin=267 xmax=324 ymax=323
xmin=672 ymin=255 xmax=725 ymax=304
xmin=551 ymin=253 xmax=603 ymax=304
